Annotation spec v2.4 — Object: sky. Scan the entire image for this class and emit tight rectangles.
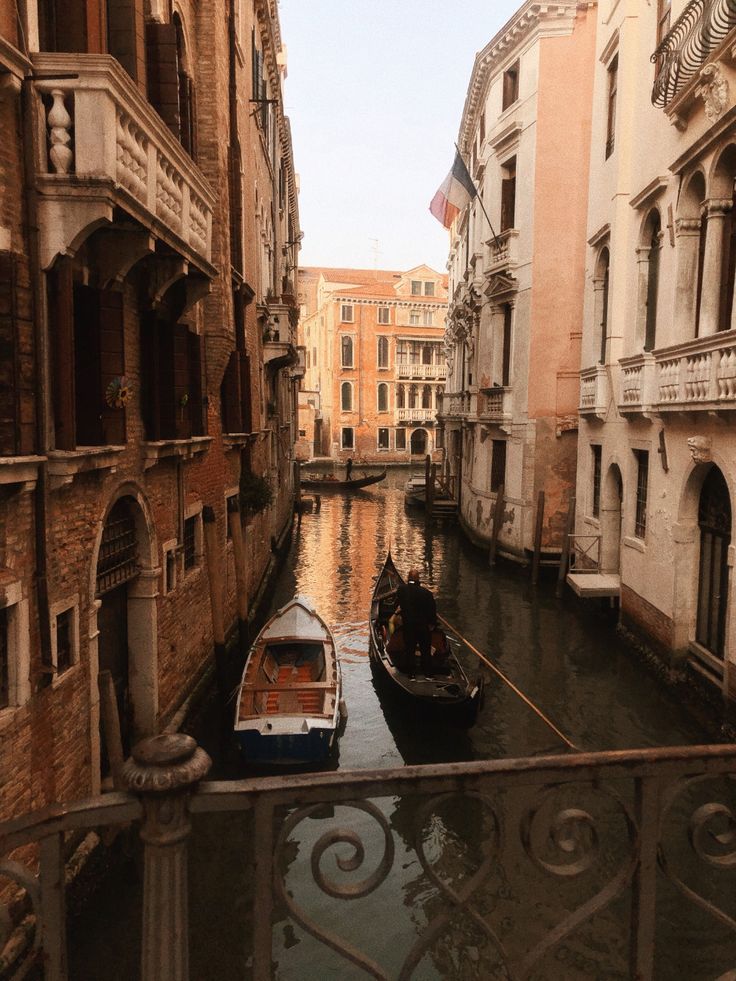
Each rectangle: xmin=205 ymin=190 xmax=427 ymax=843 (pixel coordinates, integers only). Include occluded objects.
xmin=278 ymin=0 xmax=521 ymax=274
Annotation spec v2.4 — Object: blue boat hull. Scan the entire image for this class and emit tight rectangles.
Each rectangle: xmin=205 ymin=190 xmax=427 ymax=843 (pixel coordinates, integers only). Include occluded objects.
xmin=235 ymin=725 xmax=336 ymax=764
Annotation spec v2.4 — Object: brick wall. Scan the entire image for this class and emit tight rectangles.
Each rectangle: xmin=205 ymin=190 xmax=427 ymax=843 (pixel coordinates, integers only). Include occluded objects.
xmin=620 ymin=582 xmax=675 ymax=659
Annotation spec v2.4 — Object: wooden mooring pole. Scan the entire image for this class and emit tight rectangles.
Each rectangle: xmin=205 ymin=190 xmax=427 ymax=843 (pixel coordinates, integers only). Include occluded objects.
xmin=99 ymin=669 xmax=124 ymax=788
xmin=202 ymin=506 xmax=227 ymax=700
xmin=489 ymin=485 xmax=505 ymax=566
xmin=531 ymin=490 xmax=545 ymax=585
xmin=556 ymin=495 xmax=576 ymax=599
xmin=227 ymin=496 xmax=249 ymax=649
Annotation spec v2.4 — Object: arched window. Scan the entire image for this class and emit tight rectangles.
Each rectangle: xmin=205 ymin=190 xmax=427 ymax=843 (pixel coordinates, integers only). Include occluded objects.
xmin=644 ymin=210 xmax=661 ymax=351
xmin=377 ymin=383 xmax=388 ymax=412
xmin=397 ymin=384 xmax=405 ymax=408
xmin=697 ymin=466 xmax=731 ymax=658
xmin=173 ymin=14 xmax=196 ymax=156
xmin=408 ymin=385 xmax=417 ymax=408
xmin=595 ymin=248 xmax=610 ymax=364
xmin=341 ymin=335 xmax=353 ymax=368
xmin=341 ymin=382 xmax=352 ymax=411
xmin=377 ymin=336 xmax=389 ymax=368
xmin=422 ymin=345 xmax=432 ymax=364
xmin=422 ymin=385 xmax=431 ymax=409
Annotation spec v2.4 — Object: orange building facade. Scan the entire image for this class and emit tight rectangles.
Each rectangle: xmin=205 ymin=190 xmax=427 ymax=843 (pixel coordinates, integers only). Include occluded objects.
xmin=297 ymin=266 xmax=448 ymax=463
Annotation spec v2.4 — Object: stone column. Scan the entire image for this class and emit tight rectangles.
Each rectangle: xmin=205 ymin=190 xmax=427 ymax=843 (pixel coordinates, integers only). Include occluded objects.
xmin=634 ymin=246 xmax=650 ymax=350
xmin=674 ymin=219 xmax=702 ymax=344
xmin=122 ymin=734 xmax=212 ymax=981
xmin=698 ymin=199 xmax=732 ymax=336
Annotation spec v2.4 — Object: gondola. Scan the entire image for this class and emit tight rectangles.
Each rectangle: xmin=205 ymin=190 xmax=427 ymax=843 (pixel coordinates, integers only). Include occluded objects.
xmin=300 ymin=468 xmax=387 ymax=491
xmin=234 ymin=595 xmax=344 ymax=764
xmin=368 ymin=552 xmax=483 ymax=725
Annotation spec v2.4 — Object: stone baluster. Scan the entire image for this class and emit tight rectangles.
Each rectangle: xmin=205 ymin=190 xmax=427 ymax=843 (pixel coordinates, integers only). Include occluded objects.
xmin=698 ymin=199 xmax=732 ymax=336
xmin=47 ymin=89 xmax=73 ymax=175
xmin=122 ymin=734 xmax=211 ymax=981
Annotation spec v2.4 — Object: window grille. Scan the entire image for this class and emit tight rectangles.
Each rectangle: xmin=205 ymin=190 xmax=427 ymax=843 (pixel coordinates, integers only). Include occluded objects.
xmin=97 ymin=502 xmax=138 ymax=595
xmin=56 ymin=609 xmax=73 ymax=674
xmin=184 ymin=516 xmax=197 ymax=570
xmin=634 ymin=450 xmax=649 ymax=538
xmin=592 ymin=446 xmax=602 ymax=518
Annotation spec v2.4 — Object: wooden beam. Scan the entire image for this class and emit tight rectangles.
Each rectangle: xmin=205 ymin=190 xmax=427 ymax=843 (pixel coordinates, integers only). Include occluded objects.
xmin=489 ymin=485 xmax=505 ymax=566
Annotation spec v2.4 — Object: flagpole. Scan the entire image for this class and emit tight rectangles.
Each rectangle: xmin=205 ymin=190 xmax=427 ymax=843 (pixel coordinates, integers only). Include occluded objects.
xmin=454 ymin=142 xmax=502 ymax=252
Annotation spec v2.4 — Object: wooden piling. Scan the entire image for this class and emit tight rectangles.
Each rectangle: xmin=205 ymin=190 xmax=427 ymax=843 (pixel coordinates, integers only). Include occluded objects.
xmin=202 ymin=505 xmax=227 ymax=699
xmin=556 ymin=495 xmax=576 ymax=599
xmin=99 ymin=669 xmax=124 ymax=788
xmin=227 ymin=496 xmax=249 ymax=648
xmin=426 ymin=463 xmax=437 ymax=520
xmin=293 ymin=460 xmax=302 ymax=514
xmin=489 ymin=485 xmax=505 ymax=566
xmin=531 ymin=490 xmax=545 ymax=585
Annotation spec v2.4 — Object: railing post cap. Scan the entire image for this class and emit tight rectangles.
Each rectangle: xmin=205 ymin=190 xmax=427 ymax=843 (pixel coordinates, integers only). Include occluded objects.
xmin=121 ymin=733 xmax=211 ymax=794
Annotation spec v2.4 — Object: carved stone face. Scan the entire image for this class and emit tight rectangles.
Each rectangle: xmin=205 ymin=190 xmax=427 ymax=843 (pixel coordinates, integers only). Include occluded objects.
xmin=687 ymin=435 xmax=712 ymax=464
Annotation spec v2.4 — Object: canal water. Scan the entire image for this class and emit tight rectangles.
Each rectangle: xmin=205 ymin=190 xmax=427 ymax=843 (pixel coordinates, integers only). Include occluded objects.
xmin=70 ymin=469 xmax=735 ymax=980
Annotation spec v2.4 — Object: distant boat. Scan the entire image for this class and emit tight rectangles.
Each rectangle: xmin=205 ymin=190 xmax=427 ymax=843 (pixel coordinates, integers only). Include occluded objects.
xmin=234 ymin=596 xmax=343 ymax=764
xmin=368 ymin=552 xmax=483 ymax=725
xmin=300 ymin=468 xmax=387 ymax=491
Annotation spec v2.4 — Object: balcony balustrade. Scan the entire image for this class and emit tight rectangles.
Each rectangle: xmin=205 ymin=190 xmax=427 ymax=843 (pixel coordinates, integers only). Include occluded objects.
xmin=477 ymin=387 xmax=512 ymax=423
xmin=487 ymin=228 xmax=519 ymax=273
xmin=5 ymin=734 xmax=736 ymax=980
xmin=654 ymin=332 xmax=736 ymax=410
xmin=395 ymin=362 xmax=446 ymax=381
xmin=618 ymin=353 xmax=658 ymax=414
xmin=579 ymin=365 xmax=610 ymax=419
xmin=651 ymin=0 xmax=736 ymax=109
xmin=32 ymin=53 xmax=215 ymax=271
xmin=396 ymin=407 xmax=436 ymax=423
xmin=439 ymin=392 xmax=471 ymax=418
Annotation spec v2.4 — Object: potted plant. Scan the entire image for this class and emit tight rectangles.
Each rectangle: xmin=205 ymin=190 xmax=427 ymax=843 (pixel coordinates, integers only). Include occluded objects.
xmin=239 ymin=470 xmax=273 ymax=516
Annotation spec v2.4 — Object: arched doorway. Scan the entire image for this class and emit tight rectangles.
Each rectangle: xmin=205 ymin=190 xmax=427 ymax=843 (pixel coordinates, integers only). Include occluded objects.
xmin=696 ymin=467 xmax=732 ymax=659
xmin=410 ymin=428 xmax=428 ymax=455
xmin=92 ymin=490 xmax=158 ymax=788
xmin=600 ymin=463 xmax=623 ymax=573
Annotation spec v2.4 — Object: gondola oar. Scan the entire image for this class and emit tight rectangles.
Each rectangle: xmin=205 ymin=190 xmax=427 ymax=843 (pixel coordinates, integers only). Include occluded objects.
xmin=437 ymin=614 xmax=581 ymax=753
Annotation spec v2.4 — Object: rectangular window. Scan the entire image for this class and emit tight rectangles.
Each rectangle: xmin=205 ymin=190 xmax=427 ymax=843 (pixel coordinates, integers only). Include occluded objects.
xmin=341 ymin=304 xmax=354 ymax=323
xmin=341 ymin=335 xmax=354 ymax=368
xmin=55 ymin=608 xmax=74 ymax=675
xmin=501 ymin=158 xmax=516 ymax=232
xmin=634 ymin=450 xmax=649 ymax=538
xmin=409 ymin=310 xmax=421 ymax=326
xmin=377 ymin=336 xmax=389 ymax=368
xmin=424 ymin=282 xmax=435 ymax=297
xmin=341 ymin=427 xmax=354 ymax=450
xmin=411 ymin=280 xmax=422 ymax=295
xmin=502 ymin=304 xmax=512 ymax=386
xmin=183 ymin=515 xmax=198 ymax=570
xmin=491 ymin=440 xmax=507 ymax=492
xmin=422 ymin=310 xmax=434 ymax=326
xmin=377 ymin=428 xmax=389 ymax=450
xmin=164 ymin=545 xmax=177 ymax=594
xmin=657 ymin=0 xmax=672 ymax=50
xmin=592 ymin=445 xmax=602 ymax=518
xmin=502 ymin=60 xmax=520 ymax=112
xmin=395 ymin=428 xmax=406 ymax=450
xmin=606 ymin=55 xmax=618 ymax=159
xmin=378 ymin=307 xmax=390 ymax=325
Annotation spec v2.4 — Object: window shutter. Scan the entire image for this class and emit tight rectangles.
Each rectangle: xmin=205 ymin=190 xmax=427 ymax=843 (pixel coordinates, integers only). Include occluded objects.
xmin=501 ymin=177 xmax=516 ymax=232
xmin=179 ymin=71 xmax=196 ymax=157
xmin=146 ymin=21 xmax=181 ymax=140
xmin=98 ymin=289 xmax=126 ymax=444
xmin=173 ymin=323 xmax=190 ymax=439
xmin=239 ymin=352 xmax=252 ymax=433
xmin=221 ymin=350 xmax=242 ymax=434
xmin=73 ymin=284 xmax=103 ymax=446
xmin=187 ymin=329 xmax=204 ymax=436
xmin=157 ymin=320 xmax=176 ymax=439
xmin=0 ymin=251 xmax=20 ymax=455
xmin=48 ymin=258 xmax=76 ymax=449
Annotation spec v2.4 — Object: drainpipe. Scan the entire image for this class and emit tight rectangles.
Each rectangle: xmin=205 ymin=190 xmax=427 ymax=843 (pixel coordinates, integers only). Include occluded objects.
xmin=20 ymin=51 xmax=53 ymax=672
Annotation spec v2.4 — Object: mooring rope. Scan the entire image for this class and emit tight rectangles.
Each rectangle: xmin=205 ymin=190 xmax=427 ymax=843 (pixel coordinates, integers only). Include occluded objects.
xmin=437 ymin=614 xmax=581 ymax=753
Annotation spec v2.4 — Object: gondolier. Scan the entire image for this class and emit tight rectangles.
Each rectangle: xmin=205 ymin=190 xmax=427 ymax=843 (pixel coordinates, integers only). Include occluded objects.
xmin=346 ymin=457 xmax=353 ymax=481
xmin=396 ymin=568 xmax=437 ymax=679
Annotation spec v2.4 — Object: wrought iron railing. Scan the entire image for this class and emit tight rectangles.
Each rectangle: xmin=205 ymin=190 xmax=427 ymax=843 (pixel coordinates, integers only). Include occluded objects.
xmin=5 ymin=734 xmax=736 ymax=979
xmin=568 ymin=533 xmax=602 ymax=572
xmin=651 ymin=0 xmax=736 ymax=108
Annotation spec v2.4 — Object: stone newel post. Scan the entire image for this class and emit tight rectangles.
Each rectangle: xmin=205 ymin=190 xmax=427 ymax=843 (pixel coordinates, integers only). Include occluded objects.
xmin=122 ymin=734 xmax=212 ymax=981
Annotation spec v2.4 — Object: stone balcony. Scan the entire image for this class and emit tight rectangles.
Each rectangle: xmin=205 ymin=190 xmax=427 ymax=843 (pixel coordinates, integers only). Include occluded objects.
xmin=31 ymin=53 xmax=215 ymax=272
xmin=396 ymin=408 xmax=436 ymax=424
xmin=579 ymin=365 xmax=610 ymax=419
xmin=618 ymin=353 xmax=658 ymax=415
xmin=437 ymin=392 xmax=471 ymax=420
xmin=477 ymin=387 xmax=512 ymax=424
xmin=486 ymin=228 xmax=519 ymax=274
xmin=395 ymin=362 xmax=446 ymax=381
xmin=653 ymin=331 xmax=736 ymax=413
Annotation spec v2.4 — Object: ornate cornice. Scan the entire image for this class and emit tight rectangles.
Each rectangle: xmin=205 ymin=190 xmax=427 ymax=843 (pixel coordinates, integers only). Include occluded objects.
xmin=458 ymin=2 xmax=595 ymax=153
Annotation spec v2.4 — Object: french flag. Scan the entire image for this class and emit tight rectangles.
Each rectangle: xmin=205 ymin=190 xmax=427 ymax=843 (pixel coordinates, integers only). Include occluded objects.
xmin=429 ymin=152 xmax=477 ymax=229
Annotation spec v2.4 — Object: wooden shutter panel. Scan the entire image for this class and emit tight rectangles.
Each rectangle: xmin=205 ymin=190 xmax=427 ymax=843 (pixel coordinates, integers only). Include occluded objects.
xmin=187 ymin=329 xmax=204 ymax=436
xmin=73 ymin=284 xmax=103 ymax=446
xmin=157 ymin=320 xmax=176 ymax=439
xmin=239 ymin=352 xmax=252 ymax=433
xmin=48 ymin=259 xmax=76 ymax=450
xmin=501 ymin=177 xmax=516 ymax=232
xmin=146 ymin=21 xmax=180 ymax=140
xmin=0 ymin=252 xmax=18 ymax=454
xmin=98 ymin=289 xmax=126 ymax=444
xmin=221 ymin=351 xmax=241 ymax=434
xmin=173 ymin=323 xmax=190 ymax=439
xmin=140 ymin=313 xmax=160 ymax=440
